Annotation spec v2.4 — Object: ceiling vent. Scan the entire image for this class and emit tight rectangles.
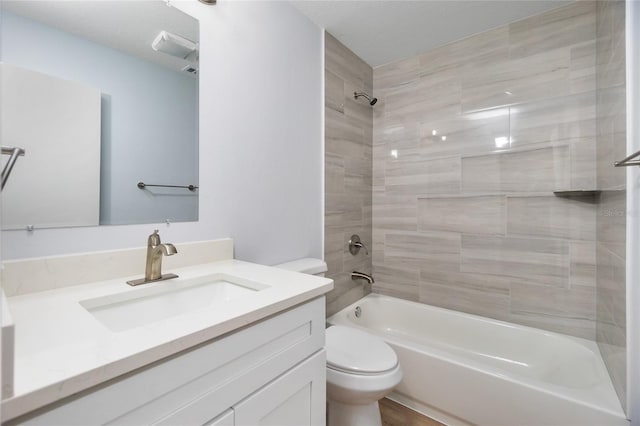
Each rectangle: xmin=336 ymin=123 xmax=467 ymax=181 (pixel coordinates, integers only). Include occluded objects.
xmin=181 ymin=65 xmax=198 ymax=76
xmin=152 ymin=30 xmax=198 ymax=62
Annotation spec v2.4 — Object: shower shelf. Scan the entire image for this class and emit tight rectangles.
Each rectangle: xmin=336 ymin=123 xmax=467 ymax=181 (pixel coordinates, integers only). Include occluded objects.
xmin=553 ymin=190 xmax=601 ymax=198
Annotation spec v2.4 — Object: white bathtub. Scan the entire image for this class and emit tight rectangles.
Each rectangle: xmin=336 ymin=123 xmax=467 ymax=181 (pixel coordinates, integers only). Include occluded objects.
xmin=327 ymin=293 xmax=628 ymax=426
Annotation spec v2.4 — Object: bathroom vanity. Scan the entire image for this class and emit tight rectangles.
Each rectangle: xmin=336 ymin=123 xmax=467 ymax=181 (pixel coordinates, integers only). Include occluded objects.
xmin=0 ymin=239 xmax=332 ymax=425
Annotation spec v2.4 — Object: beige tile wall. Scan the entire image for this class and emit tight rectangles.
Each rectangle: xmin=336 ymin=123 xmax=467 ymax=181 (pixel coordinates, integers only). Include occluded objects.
xmin=595 ymin=0 xmax=627 ymax=412
xmin=325 ymin=33 xmax=373 ymax=316
xmin=372 ymin=2 xmax=600 ymax=339
xmin=324 ymin=0 xmax=626 ymax=412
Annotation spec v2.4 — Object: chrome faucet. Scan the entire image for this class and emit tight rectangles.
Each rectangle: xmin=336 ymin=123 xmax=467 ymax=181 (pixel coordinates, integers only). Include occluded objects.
xmin=351 ymin=271 xmax=374 ymax=284
xmin=127 ymin=230 xmax=178 ymax=286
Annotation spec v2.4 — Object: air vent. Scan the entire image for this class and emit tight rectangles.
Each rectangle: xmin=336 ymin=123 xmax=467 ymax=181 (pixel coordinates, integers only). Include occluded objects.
xmin=181 ymin=65 xmax=198 ymax=75
xmin=152 ymin=30 xmax=198 ymax=61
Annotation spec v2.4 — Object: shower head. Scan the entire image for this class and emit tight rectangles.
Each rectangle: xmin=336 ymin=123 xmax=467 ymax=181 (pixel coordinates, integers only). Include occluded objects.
xmin=354 ymin=92 xmax=378 ymax=106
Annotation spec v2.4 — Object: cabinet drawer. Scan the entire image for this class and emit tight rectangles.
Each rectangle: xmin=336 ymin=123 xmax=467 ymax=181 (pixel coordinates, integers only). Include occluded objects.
xmin=15 ymin=297 xmax=325 ymax=425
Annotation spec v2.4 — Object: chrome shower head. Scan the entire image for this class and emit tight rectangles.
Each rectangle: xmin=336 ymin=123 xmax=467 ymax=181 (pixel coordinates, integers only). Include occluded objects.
xmin=354 ymin=92 xmax=378 ymax=106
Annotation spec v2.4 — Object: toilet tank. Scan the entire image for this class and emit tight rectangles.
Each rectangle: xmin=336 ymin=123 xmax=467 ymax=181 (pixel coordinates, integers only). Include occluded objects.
xmin=274 ymin=258 xmax=328 ymax=277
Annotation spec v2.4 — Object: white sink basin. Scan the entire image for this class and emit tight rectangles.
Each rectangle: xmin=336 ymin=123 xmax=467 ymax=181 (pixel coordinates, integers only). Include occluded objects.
xmin=80 ymin=273 xmax=269 ymax=332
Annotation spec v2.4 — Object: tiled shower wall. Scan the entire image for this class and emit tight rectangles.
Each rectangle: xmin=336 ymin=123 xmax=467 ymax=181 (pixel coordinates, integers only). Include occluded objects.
xmin=372 ymin=2 xmax=600 ymax=339
xmin=324 ymin=33 xmax=373 ymax=316
xmin=595 ymin=0 xmax=627 ymax=411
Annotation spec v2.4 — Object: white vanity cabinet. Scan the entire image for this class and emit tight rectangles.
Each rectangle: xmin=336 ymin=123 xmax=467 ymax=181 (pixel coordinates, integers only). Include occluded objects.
xmin=11 ymin=297 xmax=326 ymax=426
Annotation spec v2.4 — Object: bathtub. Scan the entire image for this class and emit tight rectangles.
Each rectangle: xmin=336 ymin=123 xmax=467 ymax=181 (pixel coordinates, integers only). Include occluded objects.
xmin=327 ymin=294 xmax=628 ymax=426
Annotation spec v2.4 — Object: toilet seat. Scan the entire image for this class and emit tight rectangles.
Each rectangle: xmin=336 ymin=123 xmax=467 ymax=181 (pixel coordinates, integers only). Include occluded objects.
xmin=326 ymin=326 xmax=398 ymax=374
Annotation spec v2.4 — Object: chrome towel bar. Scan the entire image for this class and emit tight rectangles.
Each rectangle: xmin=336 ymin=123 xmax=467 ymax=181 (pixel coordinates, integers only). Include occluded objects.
xmin=614 ymin=149 xmax=640 ymax=167
xmin=1 ymin=146 xmax=25 ymax=190
xmin=137 ymin=181 xmax=198 ymax=192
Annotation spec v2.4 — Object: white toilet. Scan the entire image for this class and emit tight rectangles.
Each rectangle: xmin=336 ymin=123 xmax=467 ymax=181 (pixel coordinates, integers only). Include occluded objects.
xmin=325 ymin=325 xmax=402 ymax=426
xmin=275 ymin=258 xmax=403 ymax=426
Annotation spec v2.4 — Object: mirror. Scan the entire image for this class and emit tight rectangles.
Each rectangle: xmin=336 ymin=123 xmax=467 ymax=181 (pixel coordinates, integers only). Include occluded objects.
xmin=0 ymin=0 xmax=199 ymax=230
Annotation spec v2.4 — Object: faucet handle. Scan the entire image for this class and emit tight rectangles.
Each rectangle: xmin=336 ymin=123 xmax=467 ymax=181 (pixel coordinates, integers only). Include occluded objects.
xmin=349 ymin=234 xmax=369 ymax=256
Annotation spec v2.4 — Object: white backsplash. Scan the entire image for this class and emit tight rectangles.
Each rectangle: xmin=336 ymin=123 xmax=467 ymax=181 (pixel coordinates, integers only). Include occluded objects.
xmin=1 ymin=238 xmax=233 ymax=297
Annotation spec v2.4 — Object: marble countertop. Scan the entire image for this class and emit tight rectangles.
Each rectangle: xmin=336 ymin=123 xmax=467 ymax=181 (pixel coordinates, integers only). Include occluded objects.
xmin=0 ymin=260 xmax=333 ymax=422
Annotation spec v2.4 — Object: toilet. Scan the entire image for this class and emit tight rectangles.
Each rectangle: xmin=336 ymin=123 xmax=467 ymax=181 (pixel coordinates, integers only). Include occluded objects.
xmin=275 ymin=258 xmax=403 ymax=426
xmin=324 ymin=325 xmax=402 ymax=426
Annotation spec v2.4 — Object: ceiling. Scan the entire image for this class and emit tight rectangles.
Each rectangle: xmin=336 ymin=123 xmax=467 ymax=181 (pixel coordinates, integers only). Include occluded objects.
xmin=291 ymin=0 xmax=571 ymax=68
xmin=2 ymin=0 xmax=199 ymax=73
xmin=4 ymin=0 xmax=571 ymax=72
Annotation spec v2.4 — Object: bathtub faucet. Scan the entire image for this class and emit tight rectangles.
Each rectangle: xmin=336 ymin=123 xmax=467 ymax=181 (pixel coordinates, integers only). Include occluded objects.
xmin=352 ymin=271 xmax=374 ymax=284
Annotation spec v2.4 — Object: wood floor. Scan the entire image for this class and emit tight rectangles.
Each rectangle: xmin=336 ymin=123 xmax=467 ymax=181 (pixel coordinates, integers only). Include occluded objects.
xmin=379 ymin=398 xmax=444 ymax=426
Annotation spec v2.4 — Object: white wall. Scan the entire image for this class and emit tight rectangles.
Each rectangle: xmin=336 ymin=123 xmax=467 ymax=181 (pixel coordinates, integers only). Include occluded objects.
xmin=1 ymin=0 xmax=324 ymax=266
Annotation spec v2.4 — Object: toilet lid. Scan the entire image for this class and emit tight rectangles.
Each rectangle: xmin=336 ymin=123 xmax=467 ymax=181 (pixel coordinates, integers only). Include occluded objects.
xmin=326 ymin=326 xmax=398 ymax=374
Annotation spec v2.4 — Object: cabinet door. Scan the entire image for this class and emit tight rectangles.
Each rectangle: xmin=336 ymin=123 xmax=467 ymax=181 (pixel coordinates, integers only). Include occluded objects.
xmin=234 ymin=350 xmax=326 ymax=426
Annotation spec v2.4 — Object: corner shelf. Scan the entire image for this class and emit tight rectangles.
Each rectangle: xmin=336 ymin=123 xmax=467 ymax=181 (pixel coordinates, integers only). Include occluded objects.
xmin=553 ymin=190 xmax=601 ymax=201
xmin=553 ymin=190 xmax=601 ymax=197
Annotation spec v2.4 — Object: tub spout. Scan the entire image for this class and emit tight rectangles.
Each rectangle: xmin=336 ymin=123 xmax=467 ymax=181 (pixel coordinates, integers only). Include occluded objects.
xmin=351 ymin=271 xmax=374 ymax=284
